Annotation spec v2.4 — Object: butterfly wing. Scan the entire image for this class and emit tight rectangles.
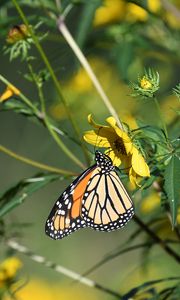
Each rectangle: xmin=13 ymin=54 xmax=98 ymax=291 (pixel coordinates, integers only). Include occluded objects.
xmin=81 ymin=168 xmax=134 ymax=231
xmin=45 ymin=165 xmax=96 ymax=239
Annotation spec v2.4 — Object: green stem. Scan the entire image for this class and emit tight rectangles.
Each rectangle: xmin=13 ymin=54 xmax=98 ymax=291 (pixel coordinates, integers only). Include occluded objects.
xmin=11 ymin=0 xmax=90 ymax=166
xmin=0 ymin=145 xmax=76 ymax=176
xmin=44 ymin=117 xmax=85 ymax=169
xmin=0 ymin=75 xmax=38 ymax=115
xmin=6 ymin=289 xmax=18 ymax=300
xmin=38 ymin=82 xmax=46 ymax=113
xmin=134 ymin=215 xmax=180 ymax=264
xmin=0 ymin=73 xmax=85 ymax=169
xmin=153 ymin=96 xmax=168 ymax=139
xmin=26 ymin=62 xmax=46 ymax=113
xmin=25 ymin=64 xmax=85 ymax=169
xmin=57 ymin=16 xmax=124 ymax=130
xmin=8 ymin=240 xmax=121 ymax=299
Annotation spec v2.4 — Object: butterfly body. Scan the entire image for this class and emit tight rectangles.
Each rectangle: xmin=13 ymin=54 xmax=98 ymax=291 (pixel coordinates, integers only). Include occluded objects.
xmin=45 ymin=151 xmax=134 ymax=240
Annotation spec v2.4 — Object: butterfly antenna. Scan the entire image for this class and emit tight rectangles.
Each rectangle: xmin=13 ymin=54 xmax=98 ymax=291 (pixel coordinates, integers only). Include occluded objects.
xmin=94 ymin=127 xmax=103 ymax=153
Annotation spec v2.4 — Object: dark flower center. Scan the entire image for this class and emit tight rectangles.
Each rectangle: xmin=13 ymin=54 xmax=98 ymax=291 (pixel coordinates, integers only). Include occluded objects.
xmin=113 ymin=139 xmax=127 ymax=154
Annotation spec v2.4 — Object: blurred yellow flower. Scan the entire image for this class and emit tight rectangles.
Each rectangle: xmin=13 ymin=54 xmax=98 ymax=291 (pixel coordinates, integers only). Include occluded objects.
xmin=148 ymin=0 xmax=161 ymax=13
xmin=93 ymin=0 xmax=126 ymax=26
xmin=93 ymin=0 xmax=161 ymax=27
xmin=126 ymin=3 xmax=148 ymax=22
xmin=49 ymin=102 xmax=66 ymax=121
xmin=161 ymin=94 xmax=180 ymax=124
xmin=68 ymin=68 xmax=92 ymax=93
xmin=165 ymin=11 xmax=180 ymax=29
xmin=141 ymin=192 xmax=160 ymax=213
xmin=3 ymin=279 xmax=98 ymax=300
xmin=0 ymin=257 xmax=22 ymax=288
xmin=84 ymin=115 xmax=150 ymax=186
xmin=177 ymin=209 xmax=180 ymax=225
xmin=0 ymin=85 xmax=20 ymax=102
xmin=66 ymin=57 xmax=116 ymax=94
xmin=140 ymin=76 xmax=152 ymax=90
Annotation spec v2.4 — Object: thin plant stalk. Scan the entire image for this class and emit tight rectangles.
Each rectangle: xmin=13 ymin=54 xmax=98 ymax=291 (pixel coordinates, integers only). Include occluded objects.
xmin=153 ymin=96 xmax=168 ymax=139
xmin=11 ymin=0 xmax=90 ymax=166
xmin=26 ymin=62 xmax=46 ymax=113
xmin=0 ymin=75 xmax=38 ymax=115
xmin=133 ymin=215 xmax=180 ymax=264
xmin=0 ymin=74 xmax=85 ymax=169
xmin=7 ymin=240 xmax=122 ymax=299
xmin=0 ymin=144 xmax=76 ymax=176
xmin=57 ymin=16 xmax=124 ymax=130
xmin=26 ymin=63 xmax=88 ymax=169
xmin=44 ymin=117 xmax=86 ymax=169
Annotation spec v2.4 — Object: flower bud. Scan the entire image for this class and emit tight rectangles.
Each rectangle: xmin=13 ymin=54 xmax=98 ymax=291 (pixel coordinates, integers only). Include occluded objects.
xmin=6 ymin=24 xmax=29 ymax=44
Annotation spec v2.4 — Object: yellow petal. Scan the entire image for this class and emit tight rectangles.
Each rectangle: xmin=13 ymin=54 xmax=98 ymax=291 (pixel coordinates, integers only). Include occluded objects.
xmin=106 ymin=117 xmax=127 ymax=141
xmin=120 ymin=154 xmax=132 ymax=170
xmin=0 ymin=257 xmax=22 ymax=279
xmin=83 ymin=130 xmax=111 ymax=147
xmin=88 ymin=114 xmax=103 ymax=129
xmin=9 ymin=84 xmax=20 ymax=95
xmin=0 ymin=85 xmax=20 ymax=102
xmin=106 ymin=117 xmax=133 ymax=153
xmin=116 ymin=129 xmax=133 ymax=154
xmin=0 ymin=88 xmax=13 ymax=102
xmin=106 ymin=116 xmax=117 ymax=127
xmin=131 ymin=147 xmax=150 ymax=177
xmin=129 ymin=167 xmax=141 ymax=187
xmin=104 ymin=149 xmax=122 ymax=166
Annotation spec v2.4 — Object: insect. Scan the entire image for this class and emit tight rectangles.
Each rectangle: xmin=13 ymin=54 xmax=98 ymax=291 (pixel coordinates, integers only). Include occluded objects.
xmin=45 ymin=151 xmax=134 ymax=240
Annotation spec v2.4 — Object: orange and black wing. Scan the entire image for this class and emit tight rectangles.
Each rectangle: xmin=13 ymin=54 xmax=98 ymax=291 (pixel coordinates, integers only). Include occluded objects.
xmin=45 ymin=165 xmax=96 ymax=239
xmin=81 ymin=168 xmax=134 ymax=231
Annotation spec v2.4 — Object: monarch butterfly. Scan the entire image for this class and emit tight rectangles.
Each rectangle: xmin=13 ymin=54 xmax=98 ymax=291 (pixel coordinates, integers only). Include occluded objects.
xmin=45 ymin=151 xmax=134 ymax=240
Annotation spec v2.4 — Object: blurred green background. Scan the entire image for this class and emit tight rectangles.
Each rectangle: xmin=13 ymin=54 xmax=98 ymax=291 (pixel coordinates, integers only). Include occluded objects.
xmin=0 ymin=0 xmax=180 ymax=299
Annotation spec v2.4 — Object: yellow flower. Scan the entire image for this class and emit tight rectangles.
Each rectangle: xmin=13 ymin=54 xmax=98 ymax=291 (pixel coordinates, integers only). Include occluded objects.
xmin=84 ymin=115 xmax=150 ymax=186
xmin=148 ymin=0 xmax=161 ymax=13
xmin=0 ymin=257 xmax=22 ymax=287
xmin=49 ymin=103 xmax=66 ymax=121
xmin=165 ymin=11 xmax=180 ymax=29
xmin=68 ymin=68 xmax=92 ymax=93
xmin=161 ymin=94 xmax=180 ymax=124
xmin=141 ymin=192 xmax=160 ymax=213
xmin=0 ymin=85 xmax=20 ymax=102
xmin=140 ymin=76 xmax=152 ymax=90
xmin=126 ymin=3 xmax=148 ymax=22
xmin=93 ymin=0 xmax=126 ymax=26
xmin=3 ymin=278 xmax=98 ymax=300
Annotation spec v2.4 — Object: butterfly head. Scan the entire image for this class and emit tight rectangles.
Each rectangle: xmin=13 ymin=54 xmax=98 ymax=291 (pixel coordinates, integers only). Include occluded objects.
xmin=95 ymin=151 xmax=114 ymax=173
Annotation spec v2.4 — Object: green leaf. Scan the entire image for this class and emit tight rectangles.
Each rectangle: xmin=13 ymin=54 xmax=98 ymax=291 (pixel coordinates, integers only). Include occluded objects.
xmin=114 ymin=41 xmax=134 ymax=80
xmin=164 ymin=155 xmax=180 ymax=227
xmin=81 ymin=242 xmax=151 ymax=278
xmin=122 ymin=277 xmax=180 ymax=299
xmin=0 ymin=173 xmax=61 ymax=218
xmin=173 ymin=83 xmax=180 ymax=100
xmin=0 ymin=98 xmax=34 ymax=116
xmin=75 ymin=0 xmax=102 ymax=49
xmin=136 ymin=121 xmax=166 ymax=142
